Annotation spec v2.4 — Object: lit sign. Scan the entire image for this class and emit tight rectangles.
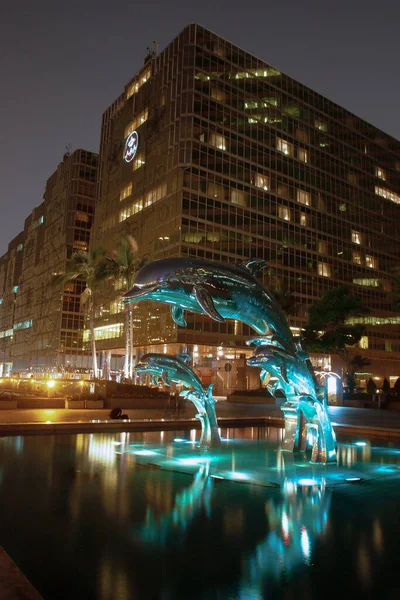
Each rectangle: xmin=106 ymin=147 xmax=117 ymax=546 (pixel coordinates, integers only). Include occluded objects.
xmin=124 ymin=131 xmax=139 ymax=163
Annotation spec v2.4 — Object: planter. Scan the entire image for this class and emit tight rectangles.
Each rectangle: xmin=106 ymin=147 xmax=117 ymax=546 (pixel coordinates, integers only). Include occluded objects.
xmin=0 ymin=400 xmax=18 ymax=409
xmin=65 ymin=400 xmax=85 ymax=409
xmin=85 ymin=400 xmax=104 ymax=409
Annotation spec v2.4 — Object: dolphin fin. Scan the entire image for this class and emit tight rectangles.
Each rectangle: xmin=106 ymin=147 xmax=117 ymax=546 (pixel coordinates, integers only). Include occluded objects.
xmin=260 ymin=369 xmax=270 ymax=383
xmin=171 ymin=305 xmax=187 ymax=327
xmin=194 ymin=285 xmax=224 ymax=323
xmin=280 ymin=364 xmax=289 ymax=384
xmin=207 ymin=384 xmax=214 ymax=400
xmin=176 ymin=353 xmax=191 ymax=364
xmin=238 ymin=258 xmax=268 ymax=277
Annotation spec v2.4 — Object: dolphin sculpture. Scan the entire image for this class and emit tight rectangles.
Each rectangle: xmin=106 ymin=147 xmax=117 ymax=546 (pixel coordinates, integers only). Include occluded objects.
xmin=124 ymin=257 xmax=295 ymax=349
xmin=133 ymin=353 xmax=221 ymax=447
xmin=246 ymin=340 xmax=336 ymax=463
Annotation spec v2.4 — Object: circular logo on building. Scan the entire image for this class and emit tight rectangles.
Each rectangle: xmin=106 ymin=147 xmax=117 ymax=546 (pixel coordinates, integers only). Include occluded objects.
xmin=124 ymin=131 xmax=139 ymax=163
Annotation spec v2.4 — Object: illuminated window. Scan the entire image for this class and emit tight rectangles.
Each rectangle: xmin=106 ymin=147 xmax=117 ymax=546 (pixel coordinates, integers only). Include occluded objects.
xmin=278 ymin=206 xmax=291 ymax=221
xmin=366 ymin=255 xmax=377 ymax=269
xmin=0 ymin=329 xmax=13 ymax=339
xmin=13 ymin=320 xmax=32 ymax=331
xmin=231 ymin=189 xmax=246 ymax=206
xmin=209 ymin=132 xmax=226 ymax=150
xmin=254 ymin=174 xmax=269 ymax=190
xmin=352 ymin=251 xmax=362 ymax=265
xmin=13 ymin=286 xmax=18 ymax=294
xmin=359 ymin=336 xmax=369 ymax=349
xmin=0 ymin=298 xmax=2 ymax=305
xmin=315 ymin=120 xmax=328 ymax=131
xmin=351 ymin=230 xmax=362 ymax=244
xmin=17 ymin=244 xmax=23 ymax=251
xmin=300 ymin=213 xmax=308 ymax=226
xmin=119 ymin=199 xmax=143 ymax=222
xmin=120 ymin=183 xmax=132 ymax=201
xmin=124 ymin=108 xmax=148 ymax=138
xmin=353 ymin=278 xmax=379 ymax=287
xmin=297 ymin=148 xmax=308 ymax=163
xmin=276 ymin=137 xmax=293 ymax=156
xmin=297 ymin=190 xmax=310 ymax=206
xmin=144 ymin=182 xmax=167 ymax=207
xmin=318 ymin=262 xmax=331 ymax=277
xmin=132 ymin=155 xmax=145 ymax=171
xmin=126 ymin=67 xmax=151 ymax=99
xmin=375 ymin=186 xmax=400 ymax=205
xmin=83 ymin=323 xmax=124 ymax=342
xmin=110 ymin=297 xmax=124 ymax=315
xmin=375 ymin=166 xmax=386 ymax=181
xmin=76 ymin=211 xmax=89 ymax=223
xmin=346 ymin=316 xmax=400 ymax=326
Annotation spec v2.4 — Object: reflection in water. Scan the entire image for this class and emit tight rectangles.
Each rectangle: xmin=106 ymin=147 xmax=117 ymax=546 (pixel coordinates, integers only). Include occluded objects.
xmin=134 ymin=463 xmax=213 ymax=545
xmin=0 ymin=430 xmax=398 ymax=600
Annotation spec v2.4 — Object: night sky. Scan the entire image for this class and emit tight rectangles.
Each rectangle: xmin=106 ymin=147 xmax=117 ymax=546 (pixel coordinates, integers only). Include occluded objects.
xmin=1 ymin=0 xmax=399 ymax=255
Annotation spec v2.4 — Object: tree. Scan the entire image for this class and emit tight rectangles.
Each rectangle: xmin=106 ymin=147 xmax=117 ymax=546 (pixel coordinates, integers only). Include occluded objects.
xmin=57 ymin=247 xmax=109 ymax=378
xmin=107 ymin=236 xmax=148 ymax=380
xmin=394 ymin=377 xmax=400 ymax=395
xmin=268 ymin=280 xmax=298 ymax=317
xmin=367 ymin=378 xmax=377 ymax=395
xmin=304 ymin=286 xmax=369 ymax=372
xmin=382 ymin=377 xmax=391 ymax=394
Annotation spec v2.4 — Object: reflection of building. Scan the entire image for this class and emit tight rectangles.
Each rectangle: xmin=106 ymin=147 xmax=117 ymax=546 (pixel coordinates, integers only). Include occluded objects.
xmin=0 ymin=149 xmax=98 ymax=375
xmin=91 ymin=23 xmax=400 ymax=388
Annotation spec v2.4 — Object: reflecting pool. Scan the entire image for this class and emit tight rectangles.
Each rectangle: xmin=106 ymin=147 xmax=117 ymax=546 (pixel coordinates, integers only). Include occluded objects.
xmin=0 ymin=428 xmax=399 ymax=599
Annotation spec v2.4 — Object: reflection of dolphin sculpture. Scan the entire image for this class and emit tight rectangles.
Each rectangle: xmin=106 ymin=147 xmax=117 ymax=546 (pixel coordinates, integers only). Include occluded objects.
xmin=124 ymin=257 xmax=295 ymax=347
xmin=133 ymin=353 xmax=221 ymax=447
xmin=239 ymin=478 xmax=331 ymax=597
xmin=133 ymin=464 xmax=213 ymax=546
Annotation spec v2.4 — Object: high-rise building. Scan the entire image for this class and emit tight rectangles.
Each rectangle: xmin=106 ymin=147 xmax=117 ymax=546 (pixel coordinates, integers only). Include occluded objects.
xmin=91 ymin=23 xmax=400 ymax=390
xmin=0 ymin=149 xmax=98 ymax=376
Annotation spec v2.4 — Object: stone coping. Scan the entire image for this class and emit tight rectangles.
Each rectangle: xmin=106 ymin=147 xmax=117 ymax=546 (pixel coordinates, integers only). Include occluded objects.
xmin=0 ymin=547 xmax=42 ymax=599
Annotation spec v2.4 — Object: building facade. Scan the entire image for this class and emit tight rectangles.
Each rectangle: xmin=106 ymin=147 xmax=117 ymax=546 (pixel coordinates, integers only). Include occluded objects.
xmin=0 ymin=149 xmax=98 ymax=376
xmin=91 ymin=23 xmax=400 ymax=391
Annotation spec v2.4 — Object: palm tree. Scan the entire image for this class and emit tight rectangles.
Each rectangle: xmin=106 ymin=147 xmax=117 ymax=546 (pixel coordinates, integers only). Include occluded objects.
xmin=58 ymin=247 xmax=109 ymax=378
xmin=107 ymin=236 xmax=147 ymax=380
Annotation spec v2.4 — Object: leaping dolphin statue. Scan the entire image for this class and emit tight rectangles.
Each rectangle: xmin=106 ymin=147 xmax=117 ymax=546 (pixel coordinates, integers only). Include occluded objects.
xmin=133 ymin=353 xmax=221 ymax=447
xmin=124 ymin=257 xmax=295 ymax=348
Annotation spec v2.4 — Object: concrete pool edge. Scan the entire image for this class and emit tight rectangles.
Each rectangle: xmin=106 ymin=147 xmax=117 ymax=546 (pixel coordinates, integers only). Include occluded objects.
xmin=0 ymin=546 xmax=43 ymax=599
xmin=1 ymin=415 xmax=400 ymax=440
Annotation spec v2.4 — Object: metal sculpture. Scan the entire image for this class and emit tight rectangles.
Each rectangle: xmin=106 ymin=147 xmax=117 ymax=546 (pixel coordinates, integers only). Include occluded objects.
xmin=133 ymin=353 xmax=221 ymax=447
xmin=125 ymin=256 xmax=336 ymax=462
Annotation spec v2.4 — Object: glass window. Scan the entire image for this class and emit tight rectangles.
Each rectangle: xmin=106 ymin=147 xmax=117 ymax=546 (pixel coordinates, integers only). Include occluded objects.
xmin=352 ymin=230 xmax=362 ymax=244
xmin=209 ymin=133 xmax=226 ymax=151
xmin=375 ymin=166 xmax=386 ymax=181
xmin=315 ymin=120 xmax=328 ymax=131
xmin=124 ymin=108 xmax=148 ymax=138
xmin=297 ymin=148 xmax=308 ymax=163
xmin=318 ymin=262 xmax=331 ymax=277
xmin=231 ymin=189 xmax=246 ymax=206
xmin=297 ymin=190 xmax=310 ymax=206
xmin=120 ymin=183 xmax=132 ymax=201
xmin=300 ymin=213 xmax=308 ymax=226
xmin=375 ymin=186 xmax=400 ymax=205
xmin=352 ymin=251 xmax=362 ymax=265
xmin=278 ymin=206 xmax=291 ymax=221
xmin=366 ymin=255 xmax=377 ymax=269
xmin=318 ymin=240 xmax=328 ymax=254
xmin=276 ymin=137 xmax=293 ymax=156
xmin=359 ymin=336 xmax=369 ymax=349
xmin=254 ymin=174 xmax=269 ymax=190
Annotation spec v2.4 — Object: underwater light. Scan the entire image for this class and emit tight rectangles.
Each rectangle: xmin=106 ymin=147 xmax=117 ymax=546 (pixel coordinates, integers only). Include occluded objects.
xmin=112 ymin=441 xmax=123 ymax=446
xmin=174 ymin=438 xmax=188 ymax=443
xmin=355 ymin=442 xmax=367 ymax=447
xmin=229 ymin=472 xmax=250 ymax=481
xmin=211 ymin=475 xmax=224 ymax=480
xmin=345 ymin=477 xmax=362 ymax=482
xmin=297 ymin=478 xmax=318 ymax=486
xmin=133 ymin=450 xmax=158 ymax=456
xmin=179 ymin=458 xmax=208 ymax=465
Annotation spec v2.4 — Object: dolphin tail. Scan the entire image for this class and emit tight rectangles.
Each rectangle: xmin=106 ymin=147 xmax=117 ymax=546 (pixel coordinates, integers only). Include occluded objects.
xmin=238 ymin=258 xmax=268 ymax=277
xmin=194 ymin=285 xmax=225 ymax=323
xmin=171 ymin=306 xmax=187 ymax=327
